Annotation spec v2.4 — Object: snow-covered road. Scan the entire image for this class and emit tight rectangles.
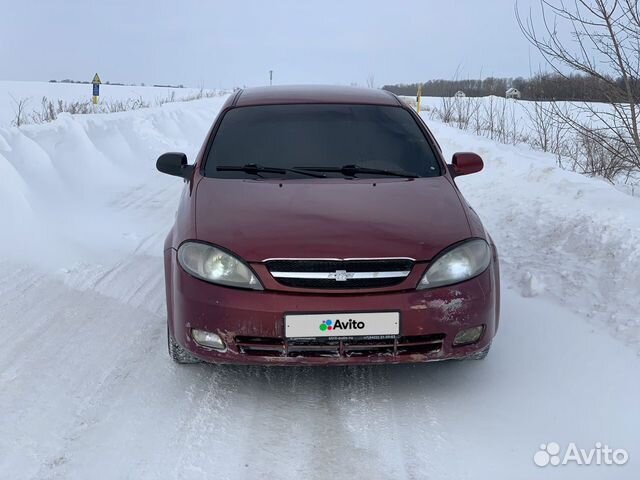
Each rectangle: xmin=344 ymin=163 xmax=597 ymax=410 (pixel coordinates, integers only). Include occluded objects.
xmin=1 ymin=98 xmax=638 ymax=479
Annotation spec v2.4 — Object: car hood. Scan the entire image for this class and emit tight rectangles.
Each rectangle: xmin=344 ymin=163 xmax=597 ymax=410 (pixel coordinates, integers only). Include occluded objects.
xmin=194 ymin=177 xmax=471 ymax=262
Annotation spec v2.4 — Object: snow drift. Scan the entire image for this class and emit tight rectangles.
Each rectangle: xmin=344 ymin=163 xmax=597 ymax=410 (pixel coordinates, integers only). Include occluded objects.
xmin=0 ymin=97 xmax=226 ymax=263
xmin=426 ymin=120 xmax=640 ymax=350
xmin=0 ymin=80 xmax=218 ymax=126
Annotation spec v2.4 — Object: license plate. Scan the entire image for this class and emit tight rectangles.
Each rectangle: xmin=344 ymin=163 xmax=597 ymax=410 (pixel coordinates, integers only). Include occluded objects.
xmin=285 ymin=312 xmax=400 ymax=338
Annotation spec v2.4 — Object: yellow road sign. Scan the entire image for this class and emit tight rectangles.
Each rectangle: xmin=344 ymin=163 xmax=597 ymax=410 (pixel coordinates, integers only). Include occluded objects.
xmin=92 ymin=73 xmax=102 ymax=85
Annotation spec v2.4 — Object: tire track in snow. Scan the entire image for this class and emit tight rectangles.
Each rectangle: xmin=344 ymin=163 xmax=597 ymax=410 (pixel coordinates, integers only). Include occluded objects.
xmin=0 ymin=268 xmax=165 ymax=478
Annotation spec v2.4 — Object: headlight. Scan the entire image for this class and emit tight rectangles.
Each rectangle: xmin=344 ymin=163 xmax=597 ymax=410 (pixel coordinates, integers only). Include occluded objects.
xmin=418 ymin=239 xmax=491 ymax=289
xmin=177 ymin=242 xmax=263 ymax=290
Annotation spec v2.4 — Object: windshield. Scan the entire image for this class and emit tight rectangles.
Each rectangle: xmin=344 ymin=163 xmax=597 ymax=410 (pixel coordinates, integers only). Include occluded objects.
xmin=203 ymin=104 xmax=441 ymax=178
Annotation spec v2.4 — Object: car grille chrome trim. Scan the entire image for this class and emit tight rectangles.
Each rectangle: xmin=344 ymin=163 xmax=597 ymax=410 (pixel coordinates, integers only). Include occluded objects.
xmin=262 ymin=257 xmax=416 ymax=262
xmin=265 ymin=258 xmax=415 ymax=289
xmin=270 ymin=270 xmax=411 ymax=280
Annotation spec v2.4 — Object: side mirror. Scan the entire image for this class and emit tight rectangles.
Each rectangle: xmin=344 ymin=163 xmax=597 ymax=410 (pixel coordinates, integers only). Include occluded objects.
xmin=450 ymin=152 xmax=483 ymax=177
xmin=156 ymin=152 xmax=194 ymax=180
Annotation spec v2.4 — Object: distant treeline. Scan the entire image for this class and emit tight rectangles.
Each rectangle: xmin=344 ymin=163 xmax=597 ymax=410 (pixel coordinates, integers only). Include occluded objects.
xmin=383 ymin=73 xmax=638 ymax=102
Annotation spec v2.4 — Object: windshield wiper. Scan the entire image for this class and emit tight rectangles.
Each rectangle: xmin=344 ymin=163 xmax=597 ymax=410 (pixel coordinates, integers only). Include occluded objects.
xmin=216 ymin=163 xmax=326 ymax=178
xmin=293 ymin=164 xmax=419 ymax=179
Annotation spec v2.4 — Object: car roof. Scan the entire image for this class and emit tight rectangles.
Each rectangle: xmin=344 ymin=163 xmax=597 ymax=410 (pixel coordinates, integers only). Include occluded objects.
xmin=234 ymin=85 xmax=400 ymax=107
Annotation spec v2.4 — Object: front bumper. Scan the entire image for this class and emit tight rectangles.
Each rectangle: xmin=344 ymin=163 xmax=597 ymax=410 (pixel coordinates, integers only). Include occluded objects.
xmin=165 ymin=250 xmax=499 ymax=366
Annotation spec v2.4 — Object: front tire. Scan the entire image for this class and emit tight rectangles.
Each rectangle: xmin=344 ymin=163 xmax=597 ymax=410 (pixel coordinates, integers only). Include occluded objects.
xmin=168 ymin=329 xmax=201 ymax=364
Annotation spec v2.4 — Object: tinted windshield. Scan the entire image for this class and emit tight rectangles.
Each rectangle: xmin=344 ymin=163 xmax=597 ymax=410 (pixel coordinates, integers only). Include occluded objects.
xmin=204 ymin=104 xmax=441 ymax=178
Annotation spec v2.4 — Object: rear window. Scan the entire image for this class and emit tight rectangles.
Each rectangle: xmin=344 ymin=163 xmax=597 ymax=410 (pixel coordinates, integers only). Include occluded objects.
xmin=203 ymin=104 xmax=441 ymax=178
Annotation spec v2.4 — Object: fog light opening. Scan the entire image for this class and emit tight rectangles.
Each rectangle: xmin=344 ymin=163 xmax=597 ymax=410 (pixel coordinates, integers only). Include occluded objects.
xmin=191 ymin=329 xmax=226 ymax=351
xmin=453 ymin=325 xmax=484 ymax=347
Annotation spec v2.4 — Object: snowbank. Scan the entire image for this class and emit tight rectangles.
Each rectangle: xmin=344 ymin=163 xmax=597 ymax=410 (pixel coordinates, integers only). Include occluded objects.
xmin=424 ymin=116 xmax=640 ymax=350
xmin=0 ymin=80 xmax=222 ymax=126
xmin=410 ymin=95 xmax=640 ymax=196
xmin=0 ymin=97 xmax=228 ymax=263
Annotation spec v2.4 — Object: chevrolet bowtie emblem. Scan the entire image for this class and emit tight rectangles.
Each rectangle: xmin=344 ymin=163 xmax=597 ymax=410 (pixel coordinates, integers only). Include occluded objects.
xmin=333 ymin=270 xmax=349 ymax=281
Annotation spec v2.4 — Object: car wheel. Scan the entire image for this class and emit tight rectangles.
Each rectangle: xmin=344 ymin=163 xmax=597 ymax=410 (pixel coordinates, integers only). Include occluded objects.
xmin=168 ymin=329 xmax=201 ymax=364
xmin=463 ymin=343 xmax=491 ymax=360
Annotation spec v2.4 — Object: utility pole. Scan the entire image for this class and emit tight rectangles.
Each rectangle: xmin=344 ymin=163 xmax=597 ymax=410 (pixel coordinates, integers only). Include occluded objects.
xmin=269 ymin=70 xmax=273 ymax=86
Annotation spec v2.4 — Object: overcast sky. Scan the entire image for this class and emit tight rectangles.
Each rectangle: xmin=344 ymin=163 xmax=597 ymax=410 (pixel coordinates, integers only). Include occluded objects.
xmin=0 ymin=0 xmax=547 ymax=88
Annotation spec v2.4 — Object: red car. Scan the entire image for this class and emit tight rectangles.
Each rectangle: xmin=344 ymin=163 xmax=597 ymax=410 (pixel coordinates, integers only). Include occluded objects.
xmin=158 ymin=85 xmax=500 ymax=365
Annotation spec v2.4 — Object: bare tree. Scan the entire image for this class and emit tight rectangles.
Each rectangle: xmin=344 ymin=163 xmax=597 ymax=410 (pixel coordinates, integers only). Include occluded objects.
xmin=453 ymin=97 xmax=482 ymax=130
xmin=10 ymin=95 xmax=29 ymax=127
xmin=434 ymin=96 xmax=455 ymax=123
xmin=517 ymin=0 xmax=640 ymax=179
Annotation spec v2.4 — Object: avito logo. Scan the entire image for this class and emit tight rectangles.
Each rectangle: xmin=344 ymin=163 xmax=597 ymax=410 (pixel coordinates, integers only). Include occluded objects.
xmin=319 ymin=318 xmax=365 ymax=332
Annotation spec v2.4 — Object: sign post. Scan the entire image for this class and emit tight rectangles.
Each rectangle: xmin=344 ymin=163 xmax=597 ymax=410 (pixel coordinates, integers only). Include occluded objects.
xmin=92 ymin=73 xmax=101 ymax=105
xmin=416 ymin=84 xmax=422 ymax=113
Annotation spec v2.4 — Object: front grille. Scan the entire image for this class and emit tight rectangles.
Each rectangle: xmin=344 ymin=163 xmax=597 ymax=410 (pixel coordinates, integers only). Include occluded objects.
xmin=235 ymin=334 xmax=445 ymax=358
xmin=266 ymin=259 xmax=414 ymax=289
